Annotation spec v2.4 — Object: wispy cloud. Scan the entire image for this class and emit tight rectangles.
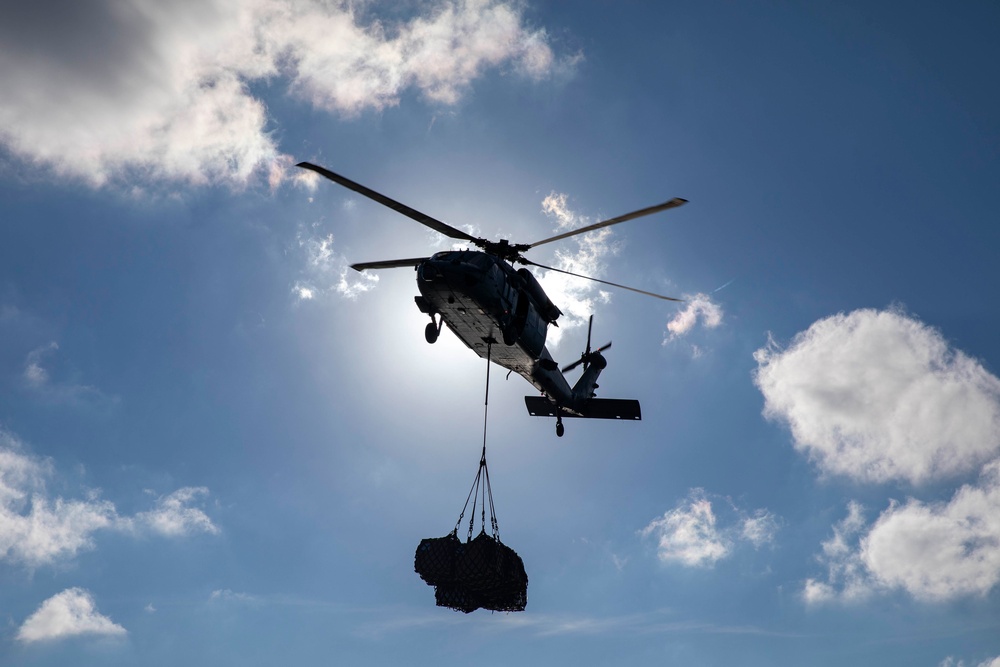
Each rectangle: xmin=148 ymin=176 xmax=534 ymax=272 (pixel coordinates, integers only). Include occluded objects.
xmin=939 ymin=656 xmax=1000 ymax=667
xmin=209 ymin=589 xmax=260 ymax=605
xmin=640 ymin=489 xmax=779 ymax=567
xmin=0 ymin=0 xmax=565 ymax=189
xmin=802 ymin=502 xmax=872 ymax=605
xmin=20 ymin=341 xmax=119 ymax=409
xmin=0 ymin=428 xmax=218 ymax=569
xmin=754 ymin=307 xmax=1000 ymax=485
xmin=0 ymin=430 xmax=118 ymax=567
xmin=130 ymin=487 xmax=220 ymax=537
xmin=22 ymin=341 xmax=57 ymax=388
xmin=534 ymin=191 xmax=617 ymax=348
xmin=358 ymin=606 xmax=801 ymax=640
xmin=741 ymin=508 xmax=781 ymax=547
xmin=17 ymin=588 xmax=126 ymax=644
xmin=292 ymin=225 xmax=379 ymax=301
xmin=663 ymin=293 xmax=724 ymax=355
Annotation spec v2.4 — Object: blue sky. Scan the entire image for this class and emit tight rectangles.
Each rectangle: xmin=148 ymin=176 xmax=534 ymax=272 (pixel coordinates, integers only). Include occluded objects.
xmin=2 ymin=1 xmax=999 ymax=665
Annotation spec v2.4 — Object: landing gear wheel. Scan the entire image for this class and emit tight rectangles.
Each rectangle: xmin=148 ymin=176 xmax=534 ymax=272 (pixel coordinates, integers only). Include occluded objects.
xmin=556 ymin=417 xmax=564 ymax=438
xmin=425 ymin=321 xmax=439 ymax=344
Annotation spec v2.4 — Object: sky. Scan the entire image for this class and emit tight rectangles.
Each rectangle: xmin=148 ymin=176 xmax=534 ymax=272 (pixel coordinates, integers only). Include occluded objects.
xmin=1 ymin=1 xmax=999 ymax=665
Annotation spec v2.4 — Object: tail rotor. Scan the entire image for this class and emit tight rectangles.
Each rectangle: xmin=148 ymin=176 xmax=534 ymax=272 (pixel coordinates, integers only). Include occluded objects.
xmin=561 ymin=316 xmax=611 ymax=373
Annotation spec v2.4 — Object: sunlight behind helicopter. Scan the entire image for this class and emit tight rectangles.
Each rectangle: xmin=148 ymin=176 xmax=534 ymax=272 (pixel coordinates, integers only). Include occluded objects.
xmin=293 ymin=159 xmax=690 ymax=436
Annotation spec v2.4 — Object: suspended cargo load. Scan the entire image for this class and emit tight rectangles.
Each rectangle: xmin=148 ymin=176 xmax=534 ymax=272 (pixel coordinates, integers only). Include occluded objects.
xmin=414 ymin=529 xmax=527 ymax=613
xmin=413 ymin=340 xmax=527 ymax=613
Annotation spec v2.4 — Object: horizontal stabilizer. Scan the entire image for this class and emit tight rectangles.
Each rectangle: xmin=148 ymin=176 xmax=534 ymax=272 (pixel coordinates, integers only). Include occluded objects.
xmin=524 ymin=396 xmax=641 ymax=421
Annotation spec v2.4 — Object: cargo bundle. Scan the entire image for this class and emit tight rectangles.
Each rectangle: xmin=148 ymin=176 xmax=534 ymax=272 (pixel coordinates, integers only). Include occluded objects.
xmin=414 ymin=341 xmax=527 ymax=612
xmin=414 ymin=450 xmax=527 ymax=613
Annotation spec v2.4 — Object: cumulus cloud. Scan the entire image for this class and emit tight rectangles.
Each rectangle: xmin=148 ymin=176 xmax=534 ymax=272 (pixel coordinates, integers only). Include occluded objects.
xmin=805 ymin=464 xmax=1000 ymax=603
xmin=0 ymin=428 xmax=218 ymax=568
xmin=754 ymin=308 xmax=1000 ymax=485
xmin=17 ymin=588 xmax=126 ymax=643
xmin=640 ymin=489 xmax=778 ymax=567
xmin=862 ymin=461 xmax=1000 ymax=601
xmin=0 ymin=0 xmax=561 ymax=188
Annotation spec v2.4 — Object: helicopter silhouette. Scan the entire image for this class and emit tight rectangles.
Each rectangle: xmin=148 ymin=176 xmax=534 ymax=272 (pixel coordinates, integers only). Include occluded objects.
xmin=298 ymin=162 xmax=687 ymax=437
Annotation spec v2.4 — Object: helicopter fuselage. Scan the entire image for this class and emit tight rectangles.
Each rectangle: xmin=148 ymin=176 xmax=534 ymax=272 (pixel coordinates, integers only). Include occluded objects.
xmin=413 ymin=249 xmax=624 ymax=423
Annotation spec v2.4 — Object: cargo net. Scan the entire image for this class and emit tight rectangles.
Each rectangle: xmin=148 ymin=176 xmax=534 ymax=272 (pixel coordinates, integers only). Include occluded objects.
xmin=414 ymin=451 xmax=528 ymax=613
xmin=414 ymin=343 xmax=528 ymax=613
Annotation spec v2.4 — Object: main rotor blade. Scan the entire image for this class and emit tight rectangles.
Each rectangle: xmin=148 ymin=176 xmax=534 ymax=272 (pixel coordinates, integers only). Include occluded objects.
xmin=585 ymin=314 xmax=593 ymax=356
xmin=527 ymin=198 xmax=688 ymax=249
xmin=297 ymin=162 xmax=478 ymax=243
xmin=351 ymin=257 xmax=428 ymax=272
xmin=524 ymin=259 xmax=684 ymax=302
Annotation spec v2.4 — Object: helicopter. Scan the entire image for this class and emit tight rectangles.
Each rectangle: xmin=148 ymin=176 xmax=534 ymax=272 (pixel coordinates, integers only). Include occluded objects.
xmin=298 ymin=162 xmax=687 ymax=437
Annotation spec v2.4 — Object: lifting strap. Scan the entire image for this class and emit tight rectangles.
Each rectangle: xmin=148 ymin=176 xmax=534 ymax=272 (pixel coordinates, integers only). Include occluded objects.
xmin=454 ymin=341 xmax=500 ymax=542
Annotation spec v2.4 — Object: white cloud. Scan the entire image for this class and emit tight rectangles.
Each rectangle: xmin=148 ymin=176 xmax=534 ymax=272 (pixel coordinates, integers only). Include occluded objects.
xmin=535 ymin=192 xmax=617 ymax=348
xmin=20 ymin=341 xmax=118 ymax=408
xmin=209 ymin=589 xmax=260 ymax=607
xmin=0 ymin=0 xmax=562 ymax=188
xmin=741 ymin=509 xmax=780 ymax=547
xmin=802 ymin=501 xmax=872 ymax=605
xmin=754 ymin=308 xmax=1000 ymax=485
xmin=541 ymin=192 xmax=579 ymax=230
xmin=0 ymin=428 xmax=218 ymax=568
xmin=292 ymin=227 xmax=379 ymax=301
xmin=862 ymin=460 xmax=1000 ymax=601
xmin=640 ymin=489 xmax=778 ymax=567
xmin=663 ymin=293 xmax=723 ymax=344
xmin=805 ymin=465 xmax=1000 ymax=603
xmin=22 ymin=341 xmax=57 ymax=388
xmin=17 ymin=588 xmax=126 ymax=643
xmin=939 ymin=658 xmax=1000 ymax=667
xmin=132 ymin=487 xmax=220 ymax=537
xmin=642 ymin=492 xmax=728 ymax=567
xmin=0 ymin=430 xmax=117 ymax=567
